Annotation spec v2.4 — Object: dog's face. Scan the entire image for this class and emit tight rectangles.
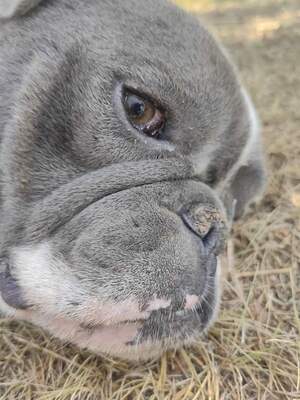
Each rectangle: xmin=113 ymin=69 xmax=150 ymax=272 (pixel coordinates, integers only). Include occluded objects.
xmin=0 ymin=0 xmax=265 ymax=360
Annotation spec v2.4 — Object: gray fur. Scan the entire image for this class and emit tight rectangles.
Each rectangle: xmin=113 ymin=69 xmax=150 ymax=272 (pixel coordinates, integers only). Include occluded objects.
xmin=0 ymin=0 xmax=266 ymax=360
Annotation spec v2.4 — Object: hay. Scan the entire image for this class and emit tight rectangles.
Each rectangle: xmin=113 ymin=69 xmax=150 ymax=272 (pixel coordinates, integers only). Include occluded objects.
xmin=1 ymin=0 xmax=299 ymax=398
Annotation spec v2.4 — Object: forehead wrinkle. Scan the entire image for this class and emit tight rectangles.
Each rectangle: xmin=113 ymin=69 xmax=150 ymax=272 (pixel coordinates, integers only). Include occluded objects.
xmin=116 ymin=56 xmax=209 ymax=112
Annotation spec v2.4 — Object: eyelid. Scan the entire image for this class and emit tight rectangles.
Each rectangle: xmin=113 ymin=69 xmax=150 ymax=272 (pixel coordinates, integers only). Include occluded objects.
xmin=122 ymin=85 xmax=165 ymax=113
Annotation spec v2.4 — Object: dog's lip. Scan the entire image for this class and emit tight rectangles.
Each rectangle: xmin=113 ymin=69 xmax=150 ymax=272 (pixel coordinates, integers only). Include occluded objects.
xmin=0 ymin=256 xmax=218 ymax=319
xmin=79 ymin=318 xmax=146 ymax=331
xmin=76 ymin=259 xmax=219 ymax=332
xmin=0 ymin=272 xmax=218 ymax=353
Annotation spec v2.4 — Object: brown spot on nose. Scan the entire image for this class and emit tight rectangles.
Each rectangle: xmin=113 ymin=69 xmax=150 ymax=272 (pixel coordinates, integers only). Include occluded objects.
xmin=185 ymin=205 xmax=225 ymax=237
xmin=180 ymin=204 xmax=227 ymax=255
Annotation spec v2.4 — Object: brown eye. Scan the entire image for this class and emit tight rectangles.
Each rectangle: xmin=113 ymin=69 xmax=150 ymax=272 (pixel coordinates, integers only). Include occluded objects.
xmin=123 ymin=91 xmax=165 ymax=138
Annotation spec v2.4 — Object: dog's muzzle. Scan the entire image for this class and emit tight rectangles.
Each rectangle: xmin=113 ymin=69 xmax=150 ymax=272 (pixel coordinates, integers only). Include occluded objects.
xmin=0 ymin=159 xmax=228 ymax=358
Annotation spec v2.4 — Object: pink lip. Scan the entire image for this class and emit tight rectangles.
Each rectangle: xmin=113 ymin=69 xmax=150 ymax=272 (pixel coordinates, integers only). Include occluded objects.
xmin=82 ymin=321 xmax=142 ymax=347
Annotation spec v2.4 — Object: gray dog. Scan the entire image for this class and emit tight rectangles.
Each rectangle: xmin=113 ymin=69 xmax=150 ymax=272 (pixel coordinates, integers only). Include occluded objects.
xmin=0 ymin=0 xmax=265 ymax=360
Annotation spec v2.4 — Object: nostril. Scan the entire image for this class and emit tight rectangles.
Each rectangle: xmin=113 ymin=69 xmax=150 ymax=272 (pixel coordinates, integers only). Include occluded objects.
xmin=202 ymin=224 xmax=219 ymax=254
xmin=180 ymin=212 xmax=206 ymax=239
xmin=181 ymin=211 xmax=213 ymax=241
xmin=180 ymin=211 xmax=225 ymax=255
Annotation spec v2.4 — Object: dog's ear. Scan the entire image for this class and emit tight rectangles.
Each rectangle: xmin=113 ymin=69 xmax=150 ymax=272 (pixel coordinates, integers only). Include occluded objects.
xmin=221 ymin=91 xmax=267 ymax=221
xmin=226 ymin=145 xmax=266 ymax=221
xmin=0 ymin=0 xmax=42 ymax=19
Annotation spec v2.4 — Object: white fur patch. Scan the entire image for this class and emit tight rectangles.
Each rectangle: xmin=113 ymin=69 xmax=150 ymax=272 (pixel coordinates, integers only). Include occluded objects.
xmin=191 ymin=143 xmax=218 ymax=176
xmin=0 ymin=0 xmax=42 ymax=19
xmin=146 ymin=295 xmax=171 ymax=312
xmin=81 ymin=298 xmax=150 ymax=325
xmin=3 ymin=242 xmax=149 ymax=357
xmin=11 ymin=242 xmax=84 ymax=316
xmin=16 ymin=310 xmax=144 ymax=359
xmin=239 ymin=87 xmax=260 ymax=164
xmin=11 ymin=242 xmax=154 ymax=325
xmin=184 ymin=294 xmax=200 ymax=310
xmin=1 ymin=242 xmax=222 ymax=360
xmin=217 ymin=86 xmax=261 ymax=193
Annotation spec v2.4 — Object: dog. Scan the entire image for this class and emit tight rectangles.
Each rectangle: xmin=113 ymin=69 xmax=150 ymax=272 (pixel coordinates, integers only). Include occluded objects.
xmin=0 ymin=0 xmax=266 ymax=360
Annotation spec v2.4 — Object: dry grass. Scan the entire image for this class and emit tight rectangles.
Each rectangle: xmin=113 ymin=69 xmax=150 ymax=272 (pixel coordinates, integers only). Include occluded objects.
xmin=1 ymin=0 xmax=300 ymax=399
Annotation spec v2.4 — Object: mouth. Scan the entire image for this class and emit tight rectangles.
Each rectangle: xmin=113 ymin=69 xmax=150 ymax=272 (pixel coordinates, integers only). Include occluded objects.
xmin=0 ymin=255 xmax=221 ymax=360
xmin=130 ymin=257 xmax=220 ymax=347
xmin=2 ymin=255 xmax=221 ymax=362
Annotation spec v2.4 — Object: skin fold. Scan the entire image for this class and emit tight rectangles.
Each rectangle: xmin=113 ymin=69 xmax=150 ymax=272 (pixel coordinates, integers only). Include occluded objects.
xmin=0 ymin=0 xmax=266 ymax=360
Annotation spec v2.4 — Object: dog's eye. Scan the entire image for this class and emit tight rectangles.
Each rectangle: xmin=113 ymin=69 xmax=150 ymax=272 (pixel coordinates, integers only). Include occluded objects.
xmin=123 ymin=91 xmax=165 ymax=138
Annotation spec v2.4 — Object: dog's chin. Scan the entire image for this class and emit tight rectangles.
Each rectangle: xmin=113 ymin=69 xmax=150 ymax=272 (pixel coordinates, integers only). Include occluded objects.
xmin=0 ymin=307 xmax=218 ymax=361
xmin=0 ymin=259 xmax=221 ymax=361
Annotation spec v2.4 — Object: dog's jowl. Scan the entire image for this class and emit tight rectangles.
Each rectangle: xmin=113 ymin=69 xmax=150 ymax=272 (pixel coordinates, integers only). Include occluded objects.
xmin=0 ymin=0 xmax=266 ymax=360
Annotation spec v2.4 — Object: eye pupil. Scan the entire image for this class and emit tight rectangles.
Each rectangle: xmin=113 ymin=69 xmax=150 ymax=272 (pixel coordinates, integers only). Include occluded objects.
xmin=127 ymin=96 xmax=145 ymax=117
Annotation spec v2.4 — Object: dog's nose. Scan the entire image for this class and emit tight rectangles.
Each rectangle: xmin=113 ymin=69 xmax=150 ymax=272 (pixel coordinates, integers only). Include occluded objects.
xmin=180 ymin=204 xmax=227 ymax=256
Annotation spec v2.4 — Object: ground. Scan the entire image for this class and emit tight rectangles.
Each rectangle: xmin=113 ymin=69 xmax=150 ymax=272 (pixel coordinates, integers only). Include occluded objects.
xmin=0 ymin=0 xmax=299 ymax=399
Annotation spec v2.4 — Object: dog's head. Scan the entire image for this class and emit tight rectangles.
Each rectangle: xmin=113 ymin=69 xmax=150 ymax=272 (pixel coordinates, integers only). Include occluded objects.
xmin=0 ymin=0 xmax=266 ymax=360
